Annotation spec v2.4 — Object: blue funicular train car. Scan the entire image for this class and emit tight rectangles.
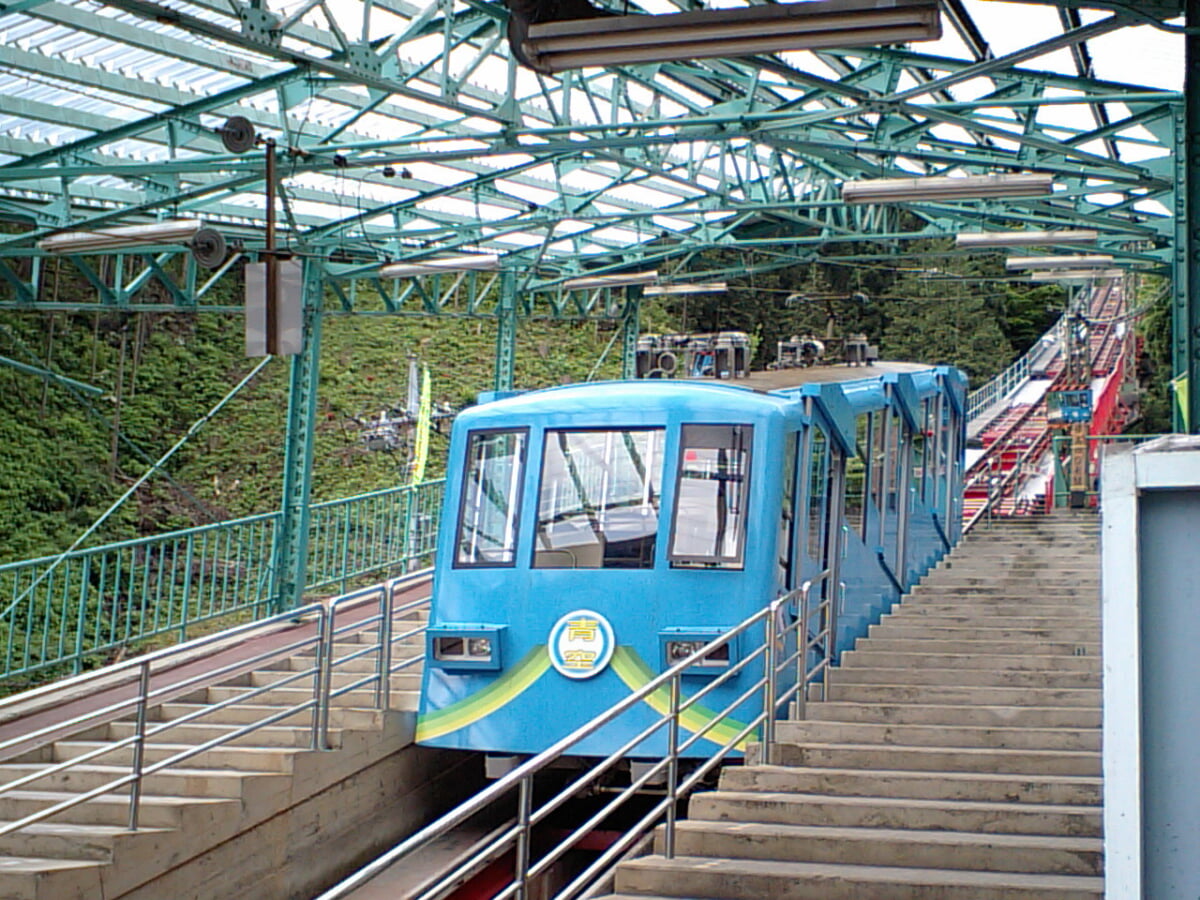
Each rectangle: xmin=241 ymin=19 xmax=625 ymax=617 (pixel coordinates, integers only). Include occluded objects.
xmin=416 ymin=364 xmax=966 ymax=764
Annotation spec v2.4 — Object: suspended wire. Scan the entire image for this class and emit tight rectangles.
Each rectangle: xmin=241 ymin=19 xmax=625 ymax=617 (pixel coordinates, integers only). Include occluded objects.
xmin=0 ymin=355 xmax=274 ymax=624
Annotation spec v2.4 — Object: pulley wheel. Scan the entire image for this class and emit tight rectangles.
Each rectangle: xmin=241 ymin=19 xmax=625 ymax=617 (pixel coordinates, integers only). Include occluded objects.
xmin=190 ymin=228 xmax=227 ymax=268
xmin=219 ymin=116 xmax=257 ymax=154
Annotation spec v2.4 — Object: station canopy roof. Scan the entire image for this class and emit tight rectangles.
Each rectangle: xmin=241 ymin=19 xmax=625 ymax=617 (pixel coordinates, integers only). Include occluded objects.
xmin=0 ymin=0 xmax=1186 ymax=291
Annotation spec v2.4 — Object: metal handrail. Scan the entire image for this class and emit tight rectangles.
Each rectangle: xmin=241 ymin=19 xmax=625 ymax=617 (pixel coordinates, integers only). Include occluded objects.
xmin=0 ymin=570 xmax=432 ymax=842
xmin=318 ymin=567 xmax=844 ymax=900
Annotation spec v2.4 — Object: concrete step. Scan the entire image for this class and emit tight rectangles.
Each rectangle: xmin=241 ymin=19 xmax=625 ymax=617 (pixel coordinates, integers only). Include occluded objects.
xmin=288 ymin=647 xmax=423 ymax=673
xmin=248 ymin=669 xmax=422 ymax=691
xmin=106 ymin=720 xmax=339 ymax=750
xmin=0 ymin=762 xmax=285 ymax=801
xmin=960 ymin=533 xmax=1098 ymax=542
xmin=612 ymin=855 xmax=1104 ymax=899
xmin=940 ymin=561 xmax=1099 ymax=566
xmin=899 ymin=593 xmax=1098 ymax=607
xmin=906 ymin=582 xmax=1099 ymax=595
xmin=805 ymin=702 xmax=1100 ymax=728
xmin=775 ymin=720 xmax=1100 ymax=752
xmin=665 ymin=820 xmax=1103 ymax=875
xmin=767 ymin=742 xmax=1101 ymax=776
xmin=720 ymin=765 xmax=1102 ymax=806
xmin=47 ymin=740 xmax=300 ymax=773
xmin=876 ymin=621 xmax=1099 ymax=636
xmin=823 ymin=683 xmax=1101 ymax=708
xmin=931 ymin=559 xmax=1097 ymax=570
xmin=908 ymin=591 xmax=1098 ymax=605
xmin=0 ymin=820 xmax=169 ymax=862
xmin=937 ymin=541 xmax=1096 ymax=550
xmin=868 ymin=623 xmax=1100 ymax=642
xmin=689 ymin=791 xmax=1101 ymax=837
xmin=152 ymin=702 xmax=385 ymax=730
xmin=0 ymin=856 xmax=104 ymax=900
xmin=829 ymin=666 xmax=1098 ymax=689
xmin=0 ymin=789 xmax=238 ymax=829
xmin=883 ymin=613 xmax=1099 ymax=628
xmin=878 ymin=614 xmax=1099 ymax=628
xmin=840 ymin=651 xmax=1099 ymax=672
xmin=929 ymin=557 xmax=1097 ymax=569
xmin=938 ymin=560 xmax=1098 ymax=570
xmin=857 ymin=638 xmax=1099 ymax=656
xmin=204 ymin=684 xmax=420 ymax=711
xmin=884 ymin=607 xmax=1098 ymax=623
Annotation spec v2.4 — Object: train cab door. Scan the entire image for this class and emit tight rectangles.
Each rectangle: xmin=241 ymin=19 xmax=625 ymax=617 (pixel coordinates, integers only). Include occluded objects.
xmin=777 ymin=431 xmax=800 ymax=596
xmin=797 ymin=405 xmax=848 ymax=661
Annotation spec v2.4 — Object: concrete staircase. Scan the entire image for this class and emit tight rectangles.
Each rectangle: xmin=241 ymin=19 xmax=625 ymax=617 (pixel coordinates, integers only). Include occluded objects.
xmin=0 ymin=604 xmax=480 ymax=900
xmin=608 ymin=512 xmax=1103 ymax=899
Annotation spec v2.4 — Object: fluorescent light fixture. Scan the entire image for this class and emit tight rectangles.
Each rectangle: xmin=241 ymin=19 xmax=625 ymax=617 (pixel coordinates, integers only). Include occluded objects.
xmin=563 ymin=271 xmax=658 ymax=291
xmin=38 ymin=219 xmax=205 ymax=254
xmin=1028 ymin=269 xmax=1124 ymax=283
xmin=842 ymin=173 xmax=1054 ymax=204
xmin=521 ymin=0 xmax=940 ymax=73
xmin=956 ymin=229 xmax=1099 ymax=249
xmin=1006 ymin=255 xmax=1115 ymax=271
xmin=644 ymin=282 xmax=727 ymax=296
xmin=378 ymin=255 xmax=500 ymax=278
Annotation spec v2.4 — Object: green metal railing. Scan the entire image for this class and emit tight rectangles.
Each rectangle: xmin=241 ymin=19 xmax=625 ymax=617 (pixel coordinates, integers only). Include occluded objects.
xmin=0 ymin=480 xmax=444 ymax=683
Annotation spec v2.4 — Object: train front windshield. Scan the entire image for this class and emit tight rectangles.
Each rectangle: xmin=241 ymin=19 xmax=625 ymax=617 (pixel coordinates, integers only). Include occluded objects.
xmin=452 ymin=422 xmax=754 ymax=571
xmin=455 ymin=429 xmax=527 ymax=566
xmin=534 ymin=429 xmax=664 ymax=569
xmin=669 ymin=424 xmax=751 ymax=569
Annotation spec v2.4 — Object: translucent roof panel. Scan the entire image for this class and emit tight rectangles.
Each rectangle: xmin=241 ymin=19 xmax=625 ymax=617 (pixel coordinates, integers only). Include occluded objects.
xmin=0 ymin=0 xmax=1182 ymax=281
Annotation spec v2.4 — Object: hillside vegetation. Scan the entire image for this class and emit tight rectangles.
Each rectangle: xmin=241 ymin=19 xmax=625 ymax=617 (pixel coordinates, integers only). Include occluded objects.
xmin=0 ymin=248 xmax=1065 ymax=564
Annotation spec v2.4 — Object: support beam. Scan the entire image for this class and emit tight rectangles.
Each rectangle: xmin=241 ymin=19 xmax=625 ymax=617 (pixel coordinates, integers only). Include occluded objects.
xmin=494 ymin=269 xmax=517 ymax=391
xmin=1178 ymin=1 xmax=1200 ymax=432
xmin=621 ymin=285 xmax=642 ymax=380
xmin=0 ymin=354 xmax=105 ymax=396
xmin=271 ymin=260 xmax=323 ymax=612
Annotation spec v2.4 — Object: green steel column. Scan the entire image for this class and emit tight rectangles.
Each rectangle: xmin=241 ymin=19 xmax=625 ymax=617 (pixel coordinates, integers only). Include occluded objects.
xmin=272 ymin=260 xmax=323 ymax=612
xmin=1175 ymin=102 xmax=1193 ymax=430
xmin=621 ymin=285 xmax=642 ymax=380
xmin=1179 ymin=3 xmax=1200 ymax=432
xmin=494 ymin=269 xmax=517 ymax=392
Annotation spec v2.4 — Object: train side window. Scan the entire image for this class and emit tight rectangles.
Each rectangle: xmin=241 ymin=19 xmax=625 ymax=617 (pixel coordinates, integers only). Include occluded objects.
xmin=913 ymin=398 xmax=930 ymax=502
xmin=669 ymin=424 xmax=752 ymax=570
xmin=844 ymin=414 xmax=869 ymax=540
xmin=533 ymin=428 xmax=664 ymax=569
xmin=807 ymin=428 xmax=828 ymax=562
xmin=886 ymin=410 xmax=902 ymax=512
xmin=454 ymin=429 xmax=528 ymax=567
xmin=777 ymin=433 xmax=798 ymax=587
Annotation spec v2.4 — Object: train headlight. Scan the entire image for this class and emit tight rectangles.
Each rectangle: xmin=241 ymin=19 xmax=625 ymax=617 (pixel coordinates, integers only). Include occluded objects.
xmin=660 ymin=628 xmax=735 ymax=676
xmin=428 ymin=626 xmax=504 ymax=671
xmin=666 ymin=640 xmax=703 ymax=662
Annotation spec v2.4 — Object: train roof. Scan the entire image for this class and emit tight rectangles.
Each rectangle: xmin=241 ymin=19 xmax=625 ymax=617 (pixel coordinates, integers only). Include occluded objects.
xmin=468 ymin=377 xmax=793 ymax=421
xmin=463 ymin=362 xmax=963 ymax=456
xmin=731 ymin=360 xmax=935 ymax=392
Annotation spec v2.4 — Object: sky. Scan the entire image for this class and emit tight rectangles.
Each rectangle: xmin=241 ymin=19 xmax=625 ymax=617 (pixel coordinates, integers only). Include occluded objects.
xmin=946 ymin=2 xmax=1183 ymax=90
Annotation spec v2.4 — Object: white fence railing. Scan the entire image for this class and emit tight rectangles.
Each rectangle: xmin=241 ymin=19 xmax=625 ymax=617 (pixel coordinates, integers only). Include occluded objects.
xmin=965 ymin=319 xmax=1062 ymax=423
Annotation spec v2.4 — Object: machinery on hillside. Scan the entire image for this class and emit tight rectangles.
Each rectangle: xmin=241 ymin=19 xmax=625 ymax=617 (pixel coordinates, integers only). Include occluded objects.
xmin=773 ymin=292 xmax=878 ymax=369
xmin=635 ymin=331 xmax=751 ymax=380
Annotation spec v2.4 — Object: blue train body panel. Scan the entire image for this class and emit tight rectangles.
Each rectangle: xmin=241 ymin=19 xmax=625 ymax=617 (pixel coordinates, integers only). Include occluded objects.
xmin=417 ymin=368 xmax=965 ymax=759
